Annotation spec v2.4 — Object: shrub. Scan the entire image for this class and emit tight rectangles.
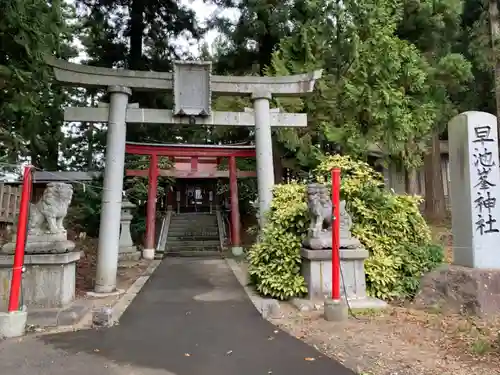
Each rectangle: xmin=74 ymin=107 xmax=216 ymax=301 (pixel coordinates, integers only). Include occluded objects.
xmin=247 ymin=183 xmax=309 ymax=300
xmin=396 ymin=243 xmax=444 ymax=297
xmin=248 ymin=154 xmax=444 ymax=301
xmin=67 ymin=182 xmax=103 ymax=237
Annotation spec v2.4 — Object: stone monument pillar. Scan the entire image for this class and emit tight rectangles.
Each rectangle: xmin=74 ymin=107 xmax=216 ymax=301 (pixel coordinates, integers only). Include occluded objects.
xmin=448 ymin=111 xmax=500 ymax=269
xmin=252 ymin=90 xmax=274 ymax=227
xmin=0 ymin=182 xmax=81 ymax=310
xmin=95 ymin=85 xmax=131 ymax=294
xmin=118 ymin=199 xmax=139 ymax=261
xmin=415 ymin=112 xmax=500 ymax=316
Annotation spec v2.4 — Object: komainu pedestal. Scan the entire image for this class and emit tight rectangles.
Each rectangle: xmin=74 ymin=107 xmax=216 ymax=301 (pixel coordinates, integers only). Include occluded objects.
xmin=0 ymin=252 xmax=81 ymax=310
xmin=0 ymin=182 xmax=81 ymax=310
xmin=300 ymin=184 xmax=386 ymax=309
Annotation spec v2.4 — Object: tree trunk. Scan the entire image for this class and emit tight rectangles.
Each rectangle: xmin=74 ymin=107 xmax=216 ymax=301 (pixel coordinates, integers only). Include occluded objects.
xmin=129 ymin=0 xmax=145 ymax=70
xmin=489 ymin=0 xmax=500 ymax=138
xmin=272 ymin=138 xmax=284 ymax=184
xmin=86 ymin=123 xmax=94 ymax=170
xmin=256 ymin=6 xmax=279 ymax=75
xmin=45 ymin=123 xmax=60 ymax=170
xmin=405 ymin=168 xmax=419 ymax=195
xmin=424 ymin=134 xmax=447 ymax=222
xmin=29 ymin=151 xmax=40 ymax=169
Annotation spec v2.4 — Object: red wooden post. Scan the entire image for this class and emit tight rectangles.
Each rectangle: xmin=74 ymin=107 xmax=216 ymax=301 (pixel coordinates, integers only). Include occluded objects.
xmin=331 ymin=168 xmax=341 ymax=300
xmin=228 ymin=156 xmax=241 ymax=250
xmin=145 ymin=154 xmax=158 ymax=252
xmin=190 ymin=156 xmax=198 ymax=171
xmin=8 ymin=166 xmax=32 ymax=312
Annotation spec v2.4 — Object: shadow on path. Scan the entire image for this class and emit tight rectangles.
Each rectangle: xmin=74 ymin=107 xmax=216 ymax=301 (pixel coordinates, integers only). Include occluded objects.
xmin=42 ymin=258 xmax=356 ymax=375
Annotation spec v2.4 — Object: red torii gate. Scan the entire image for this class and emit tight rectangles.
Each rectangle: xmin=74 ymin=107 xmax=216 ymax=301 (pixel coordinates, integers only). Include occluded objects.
xmin=125 ymin=142 xmax=256 ymax=253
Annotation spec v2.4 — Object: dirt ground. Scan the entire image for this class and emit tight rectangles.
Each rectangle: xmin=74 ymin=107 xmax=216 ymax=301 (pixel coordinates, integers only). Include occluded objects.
xmin=75 ymin=237 xmax=149 ymax=296
xmin=271 ymin=303 xmax=500 ymax=375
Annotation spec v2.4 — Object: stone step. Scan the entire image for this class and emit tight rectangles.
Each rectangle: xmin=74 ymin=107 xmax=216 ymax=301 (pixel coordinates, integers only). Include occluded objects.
xmin=167 ymin=239 xmax=219 ymax=244
xmin=168 ymin=229 xmax=219 ymax=237
xmin=169 ymin=221 xmax=217 ymax=226
xmin=166 ymin=239 xmax=220 ymax=249
xmin=166 ymin=211 xmax=221 ymax=246
xmin=168 ymin=222 xmax=218 ymax=228
xmin=169 ymin=223 xmax=217 ymax=229
xmin=167 ymin=230 xmax=219 ymax=237
xmin=168 ymin=224 xmax=219 ymax=232
xmin=170 ymin=215 xmax=216 ymax=220
xmin=170 ymin=214 xmax=217 ymax=220
xmin=166 ymin=239 xmax=220 ymax=245
xmin=165 ymin=245 xmax=220 ymax=253
xmin=169 ymin=235 xmax=218 ymax=241
xmin=169 ymin=220 xmax=217 ymax=224
xmin=172 ymin=213 xmax=216 ymax=217
xmin=172 ymin=214 xmax=217 ymax=219
xmin=167 ymin=234 xmax=219 ymax=241
xmin=164 ymin=250 xmax=222 ymax=258
xmin=168 ymin=228 xmax=218 ymax=233
xmin=167 ymin=231 xmax=219 ymax=237
xmin=170 ymin=220 xmax=217 ymax=223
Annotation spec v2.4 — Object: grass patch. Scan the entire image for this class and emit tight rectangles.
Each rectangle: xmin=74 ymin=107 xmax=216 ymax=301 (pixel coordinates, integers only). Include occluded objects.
xmin=471 ymin=338 xmax=492 ymax=355
xmin=351 ymin=308 xmax=385 ymax=317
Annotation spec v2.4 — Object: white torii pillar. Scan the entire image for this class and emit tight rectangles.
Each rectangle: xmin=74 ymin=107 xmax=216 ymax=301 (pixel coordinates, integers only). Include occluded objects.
xmin=246 ymin=103 xmax=278 ymax=226
xmin=94 ymin=86 xmax=131 ymax=294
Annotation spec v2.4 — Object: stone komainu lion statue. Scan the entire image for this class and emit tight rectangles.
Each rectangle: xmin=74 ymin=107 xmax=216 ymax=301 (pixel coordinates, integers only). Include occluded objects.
xmin=307 ymin=183 xmax=333 ymax=238
xmin=29 ymin=182 xmax=73 ymax=235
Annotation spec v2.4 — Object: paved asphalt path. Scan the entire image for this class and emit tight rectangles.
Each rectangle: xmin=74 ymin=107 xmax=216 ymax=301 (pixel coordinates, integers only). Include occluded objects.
xmin=0 ymin=258 xmax=356 ymax=375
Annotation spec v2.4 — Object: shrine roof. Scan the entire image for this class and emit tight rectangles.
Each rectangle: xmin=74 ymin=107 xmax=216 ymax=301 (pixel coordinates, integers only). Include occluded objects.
xmin=4 ymin=171 xmax=100 ymax=185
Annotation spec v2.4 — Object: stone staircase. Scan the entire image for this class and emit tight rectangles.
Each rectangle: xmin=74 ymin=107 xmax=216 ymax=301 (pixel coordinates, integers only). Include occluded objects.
xmin=165 ymin=212 xmax=221 ymax=256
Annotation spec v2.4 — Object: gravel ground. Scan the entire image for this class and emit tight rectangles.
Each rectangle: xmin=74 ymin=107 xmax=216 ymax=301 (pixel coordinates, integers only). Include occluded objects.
xmin=271 ymin=303 xmax=500 ymax=375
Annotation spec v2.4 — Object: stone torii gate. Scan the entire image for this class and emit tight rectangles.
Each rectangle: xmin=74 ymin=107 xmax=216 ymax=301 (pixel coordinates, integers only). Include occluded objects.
xmin=48 ymin=58 xmax=321 ymax=295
